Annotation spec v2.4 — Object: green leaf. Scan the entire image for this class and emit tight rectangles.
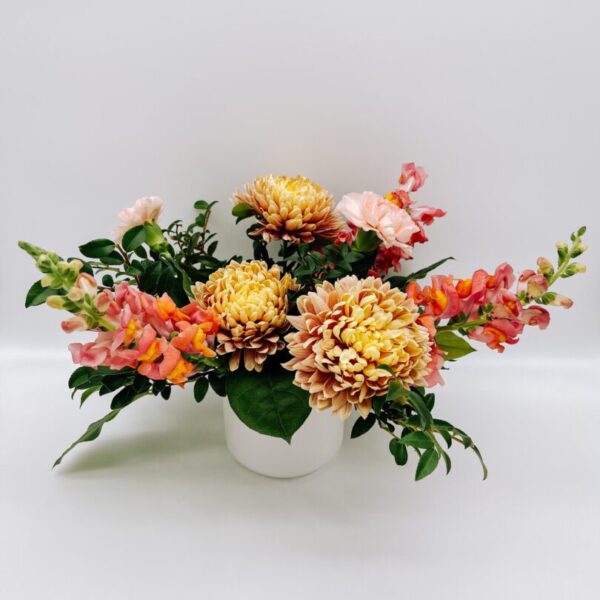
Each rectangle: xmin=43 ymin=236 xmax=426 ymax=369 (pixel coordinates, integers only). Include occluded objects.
xmin=472 ymin=445 xmax=489 ymax=480
xmin=79 ymin=385 xmax=101 ymax=407
xmin=415 ymin=448 xmax=440 ymax=480
xmin=193 ymin=378 xmax=209 ymax=403
xmin=226 ymin=366 xmax=311 ymax=443
xmin=440 ymin=448 xmax=452 ymax=474
xmin=121 ymin=224 xmax=147 ymax=252
xmin=352 ymin=229 xmax=380 ymax=253
xmin=389 ymin=438 xmax=409 ymax=465
xmin=398 ymin=431 xmax=434 ymax=449
xmin=53 ymin=409 xmax=121 ymax=468
xmin=194 ymin=200 xmax=209 ymax=210
xmin=25 ymin=280 xmax=60 ymax=308
xmin=68 ymin=366 xmax=94 ymax=389
xmin=232 ymin=203 xmax=254 ymax=220
xmin=351 ymin=413 xmax=377 ymax=438
xmin=208 ymin=372 xmax=226 ymax=397
xmin=387 ymin=379 xmax=409 ymax=402
xmin=79 ymin=238 xmax=116 ymax=258
xmin=99 ymin=251 xmax=124 ymax=266
xmin=110 ymin=386 xmax=136 ymax=409
xmin=101 ymin=274 xmax=114 ymax=287
xmin=387 ymin=257 xmax=454 ymax=287
xmin=435 ymin=330 xmax=476 ymax=360
xmin=372 ymin=396 xmax=385 ymax=416
xmin=408 ymin=392 xmax=432 ymax=430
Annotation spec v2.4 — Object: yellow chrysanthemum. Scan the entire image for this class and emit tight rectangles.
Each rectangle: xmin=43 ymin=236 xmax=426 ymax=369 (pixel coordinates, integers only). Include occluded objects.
xmin=192 ymin=261 xmax=298 ymax=372
xmin=232 ymin=175 xmax=344 ymax=244
xmin=283 ymin=276 xmax=432 ymax=419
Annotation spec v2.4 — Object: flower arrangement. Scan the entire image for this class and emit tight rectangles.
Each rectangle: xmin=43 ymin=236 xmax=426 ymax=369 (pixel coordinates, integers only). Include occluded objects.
xmin=19 ymin=164 xmax=587 ymax=479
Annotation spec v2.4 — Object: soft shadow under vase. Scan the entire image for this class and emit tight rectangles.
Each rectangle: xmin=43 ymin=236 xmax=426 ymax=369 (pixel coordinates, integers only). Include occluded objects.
xmin=223 ymin=401 xmax=344 ymax=478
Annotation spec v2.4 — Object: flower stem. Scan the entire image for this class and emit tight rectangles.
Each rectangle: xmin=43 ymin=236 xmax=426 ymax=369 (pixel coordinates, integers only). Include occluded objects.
xmin=436 ymin=317 xmax=488 ymax=332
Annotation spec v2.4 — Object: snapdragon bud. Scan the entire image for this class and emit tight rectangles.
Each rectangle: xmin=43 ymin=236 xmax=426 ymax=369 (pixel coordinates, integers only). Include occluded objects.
xmin=67 ymin=286 xmax=85 ymax=302
xmin=563 ymin=263 xmax=586 ymax=276
xmin=46 ymin=295 xmax=66 ymax=309
xmin=571 ymin=242 xmax=588 ymax=257
xmin=40 ymin=274 xmax=56 ymax=288
xmin=69 ymin=259 xmax=84 ymax=273
xmin=36 ymin=254 xmax=55 ymax=273
xmin=556 ymin=241 xmax=569 ymax=261
xmin=18 ymin=240 xmax=47 ymax=260
xmin=536 ymin=256 xmax=554 ymax=277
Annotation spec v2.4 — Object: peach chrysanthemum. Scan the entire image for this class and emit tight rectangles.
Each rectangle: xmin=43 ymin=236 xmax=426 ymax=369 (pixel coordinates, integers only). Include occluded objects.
xmin=283 ymin=276 xmax=432 ymax=419
xmin=192 ymin=260 xmax=297 ymax=372
xmin=232 ymin=175 xmax=344 ymax=244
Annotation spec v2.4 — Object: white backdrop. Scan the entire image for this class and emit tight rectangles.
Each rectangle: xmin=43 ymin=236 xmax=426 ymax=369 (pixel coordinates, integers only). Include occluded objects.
xmin=1 ymin=3 xmax=600 ymax=599
xmin=1 ymin=0 xmax=598 ymax=358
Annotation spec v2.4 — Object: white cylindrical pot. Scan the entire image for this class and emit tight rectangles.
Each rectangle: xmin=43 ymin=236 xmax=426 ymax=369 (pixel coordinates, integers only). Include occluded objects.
xmin=223 ymin=401 xmax=344 ymax=478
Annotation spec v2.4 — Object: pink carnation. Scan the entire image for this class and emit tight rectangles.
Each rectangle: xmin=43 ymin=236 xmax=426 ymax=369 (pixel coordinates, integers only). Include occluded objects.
xmin=336 ymin=191 xmax=419 ymax=253
xmin=114 ymin=196 xmax=163 ymax=243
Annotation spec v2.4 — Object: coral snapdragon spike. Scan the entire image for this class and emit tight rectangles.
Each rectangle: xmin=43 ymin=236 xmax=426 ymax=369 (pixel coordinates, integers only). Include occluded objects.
xmin=67 ymin=283 xmax=219 ymax=387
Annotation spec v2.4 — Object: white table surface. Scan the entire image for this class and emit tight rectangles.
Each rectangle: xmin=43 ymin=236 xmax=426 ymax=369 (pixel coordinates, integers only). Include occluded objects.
xmin=1 ymin=353 xmax=598 ymax=599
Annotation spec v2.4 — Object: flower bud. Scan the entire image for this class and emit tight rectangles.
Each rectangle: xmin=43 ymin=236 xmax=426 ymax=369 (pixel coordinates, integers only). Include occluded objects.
xmin=67 ymin=286 xmax=85 ymax=302
xmin=61 ymin=315 xmax=89 ymax=333
xmin=144 ymin=222 xmax=169 ymax=254
xmin=46 ymin=295 xmax=66 ymax=309
xmin=76 ymin=273 xmax=98 ymax=296
xmin=556 ymin=241 xmax=568 ymax=261
xmin=563 ymin=262 xmax=586 ymax=276
xmin=94 ymin=290 xmax=112 ymax=313
xmin=548 ymin=293 xmax=573 ymax=308
xmin=18 ymin=240 xmax=47 ymax=260
xmin=69 ymin=259 xmax=84 ymax=273
xmin=571 ymin=242 xmax=587 ymax=257
xmin=536 ymin=256 xmax=554 ymax=277
xmin=562 ymin=263 xmax=586 ymax=277
xmin=40 ymin=274 xmax=54 ymax=288
xmin=36 ymin=254 xmax=54 ymax=272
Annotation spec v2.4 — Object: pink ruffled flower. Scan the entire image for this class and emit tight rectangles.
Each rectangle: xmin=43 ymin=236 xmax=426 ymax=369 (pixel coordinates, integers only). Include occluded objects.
xmin=337 ymin=191 xmax=419 ymax=253
xmin=114 ymin=196 xmax=163 ymax=243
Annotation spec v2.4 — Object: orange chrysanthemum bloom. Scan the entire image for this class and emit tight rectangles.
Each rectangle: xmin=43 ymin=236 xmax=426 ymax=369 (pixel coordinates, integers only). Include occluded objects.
xmin=283 ymin=276 xmax=432 ymax=419
xmin=232 ymin=175 xmax=344 ymax=244
xmin=192 ymin=260 xmax=297 ymax=372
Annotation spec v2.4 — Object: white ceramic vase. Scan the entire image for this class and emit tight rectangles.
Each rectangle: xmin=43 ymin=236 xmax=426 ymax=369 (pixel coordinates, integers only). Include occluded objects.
xmin=223 ymin=400 xmax=344 ymax=478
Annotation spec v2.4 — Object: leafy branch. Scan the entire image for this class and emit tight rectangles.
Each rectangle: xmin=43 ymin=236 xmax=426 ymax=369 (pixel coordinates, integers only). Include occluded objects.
xmin=351 ymin=381 xmax=488 ymax=480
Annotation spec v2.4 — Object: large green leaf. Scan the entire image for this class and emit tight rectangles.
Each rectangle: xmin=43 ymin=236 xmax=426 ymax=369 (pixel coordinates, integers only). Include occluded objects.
xmin=226 ymin=367 xmax=311 ymax=443
xmin=53 ymin=409 xmax=122 ymax=468
xmin=25 ymin=280 xmax=61 ymax=308
xmin=79 ymin=238 xmax=116 ymax=258
xmin=351 ymin=413 xmax=376 ymax=438
xmin=415 ymin=448 xmax=440 ymax=481
xmin=435 ymin=330 xmax=476 ymax=360
xmin=121 ymin=225 xmax=147 ymax=252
